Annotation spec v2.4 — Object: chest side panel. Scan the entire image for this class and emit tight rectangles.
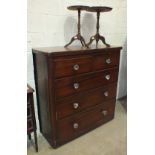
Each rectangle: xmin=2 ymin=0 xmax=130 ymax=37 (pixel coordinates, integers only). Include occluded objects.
xmin=33 ymin=53 xmax=52 ymax=145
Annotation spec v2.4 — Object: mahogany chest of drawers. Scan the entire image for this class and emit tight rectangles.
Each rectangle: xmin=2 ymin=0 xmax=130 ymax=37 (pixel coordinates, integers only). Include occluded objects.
xmin=32 ymin=46 xmax=122 ymax=148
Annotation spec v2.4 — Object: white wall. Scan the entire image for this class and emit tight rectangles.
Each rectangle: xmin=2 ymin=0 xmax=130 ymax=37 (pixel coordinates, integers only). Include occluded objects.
xmin=27 ymin=0 xmax=127 ymax=132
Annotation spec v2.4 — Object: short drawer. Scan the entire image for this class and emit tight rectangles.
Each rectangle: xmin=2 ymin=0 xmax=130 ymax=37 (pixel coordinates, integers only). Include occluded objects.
xmin=54 ymin=56 xmax=93 ymax=79
xmin=56 ymin=83 xmax=117 ymax=119
xmin=57 ymin=100 xmax=115 ymax=144
xmin=92 ymin=50 xmax=120 ymax=71
xmin=55 ymin=67 xmax=118 ymax=99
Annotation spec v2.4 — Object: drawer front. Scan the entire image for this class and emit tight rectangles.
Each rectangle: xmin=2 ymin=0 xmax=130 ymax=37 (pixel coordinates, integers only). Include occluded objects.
xmin=27 ymin=105 xmax=32 ymax=118
xmin=53 ymin=50 xmax=120 ymax=79
xmin=54 ymin=56 xmax=93 ymax=78
xmin=55 ymin=67 xmax=118 ymax=99
xmin=27 ymin=95 xmax=31 ymax=105
xmin=56 ymin=83 xmax=117 ymax=119
xmin=57 ymin=100 xmax=115 ymax=144
xmin=27 ymin=118 xmax=33 ymax=133
xmin=93 ymin=51 xmax=120 ymax=71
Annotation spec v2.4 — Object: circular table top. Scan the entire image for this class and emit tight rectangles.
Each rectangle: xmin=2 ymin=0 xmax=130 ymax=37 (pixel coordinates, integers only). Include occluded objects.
xmin=86 ymin=6 xmax=112 ymax=12
xmin=67 ymin=5 xmax=89 ymax=11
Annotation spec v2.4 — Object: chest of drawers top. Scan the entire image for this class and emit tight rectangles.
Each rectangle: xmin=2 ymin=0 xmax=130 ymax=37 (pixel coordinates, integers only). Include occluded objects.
xmin=33 ymin=46 xmax=122 ymax=56
xmin=32 ymin=46 xmax=122 ymax=148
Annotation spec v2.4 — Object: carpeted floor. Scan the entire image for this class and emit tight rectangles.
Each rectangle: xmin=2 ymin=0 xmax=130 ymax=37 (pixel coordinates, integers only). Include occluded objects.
xmin=27 ymin=101 xmax=127 ymax=155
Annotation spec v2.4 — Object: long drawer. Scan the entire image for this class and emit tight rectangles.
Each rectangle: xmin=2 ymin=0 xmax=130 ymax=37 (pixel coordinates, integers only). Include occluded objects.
xmin=56 ymin=99 xmax=115 ymax=144
xmin=53 ymin=50 xmax=120 ymax=79
xmin=55 ymin=67 xmax=118 ymax=99
xmin=56 ymin=83 xmax=117 ymax=119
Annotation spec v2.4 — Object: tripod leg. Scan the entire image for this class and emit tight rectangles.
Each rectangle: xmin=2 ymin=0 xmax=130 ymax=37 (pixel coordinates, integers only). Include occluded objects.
xmin=28 ymin=133 xmax=31 ymax=140
xmin=87 ymin=36 xmax=95 ymax=47
xmin=80 ymin=36 xmax=88 ymax=48
xmin=64 ymin=36 xmax=77 ymax=47
xmin=99 ymin=35 xmax=110 ymax=47
xmin=80 ymin=39 xmax=84 ymax=47
xmin=96 ymin=39 xmax=99 ymax=48
xmin=34 ymin=131 xmax=38 ymax=152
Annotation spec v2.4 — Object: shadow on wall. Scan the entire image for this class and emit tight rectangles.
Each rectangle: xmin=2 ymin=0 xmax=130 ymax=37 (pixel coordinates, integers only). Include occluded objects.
xmin=64 ymin=16 xmax=80 ymax=46
xmin=82 ymin=13 xmax=96 ymax=43
xmin=117 ymin=38 xmax=127 ymax=99
xmin=122 ymin=39 xmax=127 ymax=53
xmin=64 ymin=13 xmax=96 ymax=47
